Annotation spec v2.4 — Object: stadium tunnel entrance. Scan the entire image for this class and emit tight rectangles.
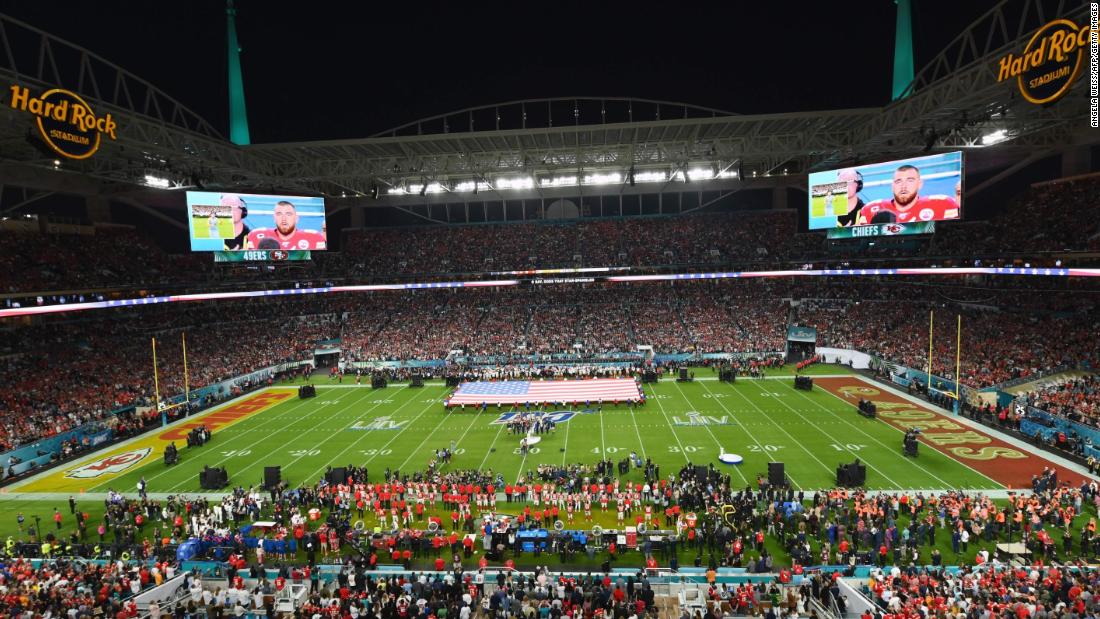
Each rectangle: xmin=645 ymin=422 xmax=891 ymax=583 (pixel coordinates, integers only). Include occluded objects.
xmin=785 ymin=325 xmax=817 ymax=363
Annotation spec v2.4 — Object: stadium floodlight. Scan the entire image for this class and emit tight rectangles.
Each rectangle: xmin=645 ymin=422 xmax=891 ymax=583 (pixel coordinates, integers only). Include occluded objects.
xmin=687 ymin=167 xmax=714 ymax=181
xmin=539 ymin=176 xmax=578 ymax=188
xmin=144 ymin=174 xmax=171 ymax=189
xmin=387 ymin=187 xmax=407 ymax=195
xmin=633 ymin=171 xmax=666 ymax=183
xmin=425 ymin=182 xmax=445 ymax=194
xmin=583 ymin=172 xmax=621 ymax=185
xmin=717 ymin=170 xmax=738 ymax=179
xmin=454 ymin=181 xmax=477 ymax=192
xmin=981 ymin=129 xmax=1008 ymax=145
xmin=496 ymin=177 xmax=534 ymax=190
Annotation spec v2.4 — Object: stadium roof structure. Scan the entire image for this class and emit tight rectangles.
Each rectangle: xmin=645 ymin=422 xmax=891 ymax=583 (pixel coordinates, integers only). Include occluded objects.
xmin=0 ymin=0 xmax=1094 ymax=220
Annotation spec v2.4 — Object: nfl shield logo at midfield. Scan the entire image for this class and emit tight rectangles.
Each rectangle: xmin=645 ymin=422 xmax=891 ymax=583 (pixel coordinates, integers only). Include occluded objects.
xmin=490 ymin=411 xmax=581 ymax=425
xmin=64 ymin=448 xmax=152 ymax=478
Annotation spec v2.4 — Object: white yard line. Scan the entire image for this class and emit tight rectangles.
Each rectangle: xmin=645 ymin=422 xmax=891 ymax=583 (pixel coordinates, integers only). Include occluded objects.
xmin=450 ymin=408 xmax=486 ymax=451
xmin=668 ymin=380 xmax=748 ymax=486
xmin=562 ymin=415 xmax=572 ymax=466
xmin=479 ymin=424 xmax=507 ymax=471
xmin=301 ymin=386 xmax=431 ymax=481
xmin=395 ymin=403 xmax=466 ymax=471
xmin=646 ymin=386 xmax=691 ymax=463
xmin=769 ymin=378 xmax=957 ymax=488
xmin=699 ymin=379 xmax=818 ymax=492
xmin=599 ymin=405 xmax=607 ymax=457
xmin=515 ymin=445 xmax=529 ymax=484
xmin=628 ymin=404 xmax=648 ymax=461
xmin=755 ymin=380 xmax=904 ymax=490
xmin=163 ymin=388 xmax=387 ymax=492
xmin=359 ymin=399 xmax=449 ymax=469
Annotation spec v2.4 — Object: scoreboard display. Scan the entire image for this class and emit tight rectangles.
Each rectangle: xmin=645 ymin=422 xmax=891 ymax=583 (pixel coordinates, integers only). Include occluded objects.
xmin=808 ymin=152 xmax=963 ymax=232
xmin=186 ymin=191 xmax=327 ymax=252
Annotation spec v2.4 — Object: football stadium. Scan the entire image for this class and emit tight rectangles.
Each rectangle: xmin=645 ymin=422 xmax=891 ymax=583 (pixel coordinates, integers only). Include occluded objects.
xmin=0 ymin=0 xmax=1097 ymax=617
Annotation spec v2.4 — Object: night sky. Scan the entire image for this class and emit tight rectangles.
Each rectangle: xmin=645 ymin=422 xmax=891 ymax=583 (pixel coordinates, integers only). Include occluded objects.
xmin=6 ymin=1 xmax=990 ymax=143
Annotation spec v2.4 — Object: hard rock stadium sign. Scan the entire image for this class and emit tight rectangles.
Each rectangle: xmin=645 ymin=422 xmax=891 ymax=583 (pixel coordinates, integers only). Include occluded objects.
xmin=996 ymin=17 xmax=1093 ymax=105
xmin=8 ymin=84 xmax=118 ymax=159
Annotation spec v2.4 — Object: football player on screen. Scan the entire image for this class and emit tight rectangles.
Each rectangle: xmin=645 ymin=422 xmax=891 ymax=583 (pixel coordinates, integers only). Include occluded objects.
xmin=834 ymin=168 xmax=866 ymax=227
xmin=246 ymin=200 xmax=327 ymax=250
xmin=222 ymin=194 xmax=251 ymax=250
xmin=857 ymin=164 xmax=959 ymax=225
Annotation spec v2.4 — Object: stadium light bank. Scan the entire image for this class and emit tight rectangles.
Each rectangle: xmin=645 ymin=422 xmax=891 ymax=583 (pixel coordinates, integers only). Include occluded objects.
xmin=387 ymin=167 xmax=739 ymax=195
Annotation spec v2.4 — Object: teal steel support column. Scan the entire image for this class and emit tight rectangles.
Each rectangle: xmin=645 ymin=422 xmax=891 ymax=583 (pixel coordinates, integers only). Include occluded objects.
xmin=892 ymin=0 xmax=914 ymax=100
xmin=227 ymin=0 xmax=251 ymax=145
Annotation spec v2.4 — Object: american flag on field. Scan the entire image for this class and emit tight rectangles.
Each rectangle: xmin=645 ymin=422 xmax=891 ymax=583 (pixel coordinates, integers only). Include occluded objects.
xmin=446 ymin=378 xmax=643 ymax=406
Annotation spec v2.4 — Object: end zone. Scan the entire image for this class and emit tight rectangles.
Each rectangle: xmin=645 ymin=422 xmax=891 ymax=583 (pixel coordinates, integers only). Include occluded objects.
xmin=814 ymin=376 xmax=1089 ymax=490
xmin=11 ymin=389 xmax=294 ymax=494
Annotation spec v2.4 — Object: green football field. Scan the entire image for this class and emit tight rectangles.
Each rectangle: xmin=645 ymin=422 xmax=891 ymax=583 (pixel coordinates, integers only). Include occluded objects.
xmin=191 ymin=215 xmax=234 ymax=239
xmin=810 ymin=193 xmax=845 ymax=218
xmin=27 ymin=366 xmax=996 ymax=498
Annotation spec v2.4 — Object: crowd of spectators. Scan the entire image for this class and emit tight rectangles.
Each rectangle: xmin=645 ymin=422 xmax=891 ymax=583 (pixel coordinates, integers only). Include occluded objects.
xmin=7 ymin=456 xmax=1100 ymax=616
xmin=0 ymin=273 xmax=1097 ymax=453
xmin=0 ymin=557 xmax=173 ymax=617
xmin=864 ymin=562 xmax=1100 ymax=618
xmin=1027 ymin=376 xmax=1100 ymax=428
xmin=931 ymin=175 xmax=1100 ymax=257
xmin=802 ymin=294 xmax=1100 ymax=390
xmin=341 ymin=210 xmax=809 ymax=278
xmin=0 ymin=298 xmax=343 ymax=451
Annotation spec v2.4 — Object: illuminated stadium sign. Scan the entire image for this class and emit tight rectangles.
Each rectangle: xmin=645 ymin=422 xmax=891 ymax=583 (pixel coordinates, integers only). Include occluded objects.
xmin=213 ymin=250 xmax=311 ymax=262
xmin=8 ymin=85 xmax=118 ymax=159
xmin=826 ymin=221 xmax=935 ymax=239
xmin=996 ymin=18 xmax=1092 ymax=105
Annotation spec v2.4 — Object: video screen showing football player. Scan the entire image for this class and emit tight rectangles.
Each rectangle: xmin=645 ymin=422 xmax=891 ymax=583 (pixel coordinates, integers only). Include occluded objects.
xmin=857 ymin=164 xmax=959 ymax=225
xmin=246 ymin=200 xmax=326 ymax=250
xmin=834 ymin=168 xmax=865 ymax=227
xmin=222 ymin=194 xmax=250 ymax=250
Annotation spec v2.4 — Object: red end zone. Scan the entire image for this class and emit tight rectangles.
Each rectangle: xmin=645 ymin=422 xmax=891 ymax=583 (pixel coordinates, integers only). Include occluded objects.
xmin=815 ymin=377 xmax=1088 ymax=490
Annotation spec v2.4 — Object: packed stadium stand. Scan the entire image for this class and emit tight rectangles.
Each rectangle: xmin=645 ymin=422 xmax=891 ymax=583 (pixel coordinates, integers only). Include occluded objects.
xmin=3 ymin=2 xmax=1100 ymax=617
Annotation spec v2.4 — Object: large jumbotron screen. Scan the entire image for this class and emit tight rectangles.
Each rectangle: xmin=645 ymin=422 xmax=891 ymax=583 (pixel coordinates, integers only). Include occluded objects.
xmin=185 ymin=192 xmax=327 ymax=251
xmin=807 ymin=151 xmax=963 ymax=230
